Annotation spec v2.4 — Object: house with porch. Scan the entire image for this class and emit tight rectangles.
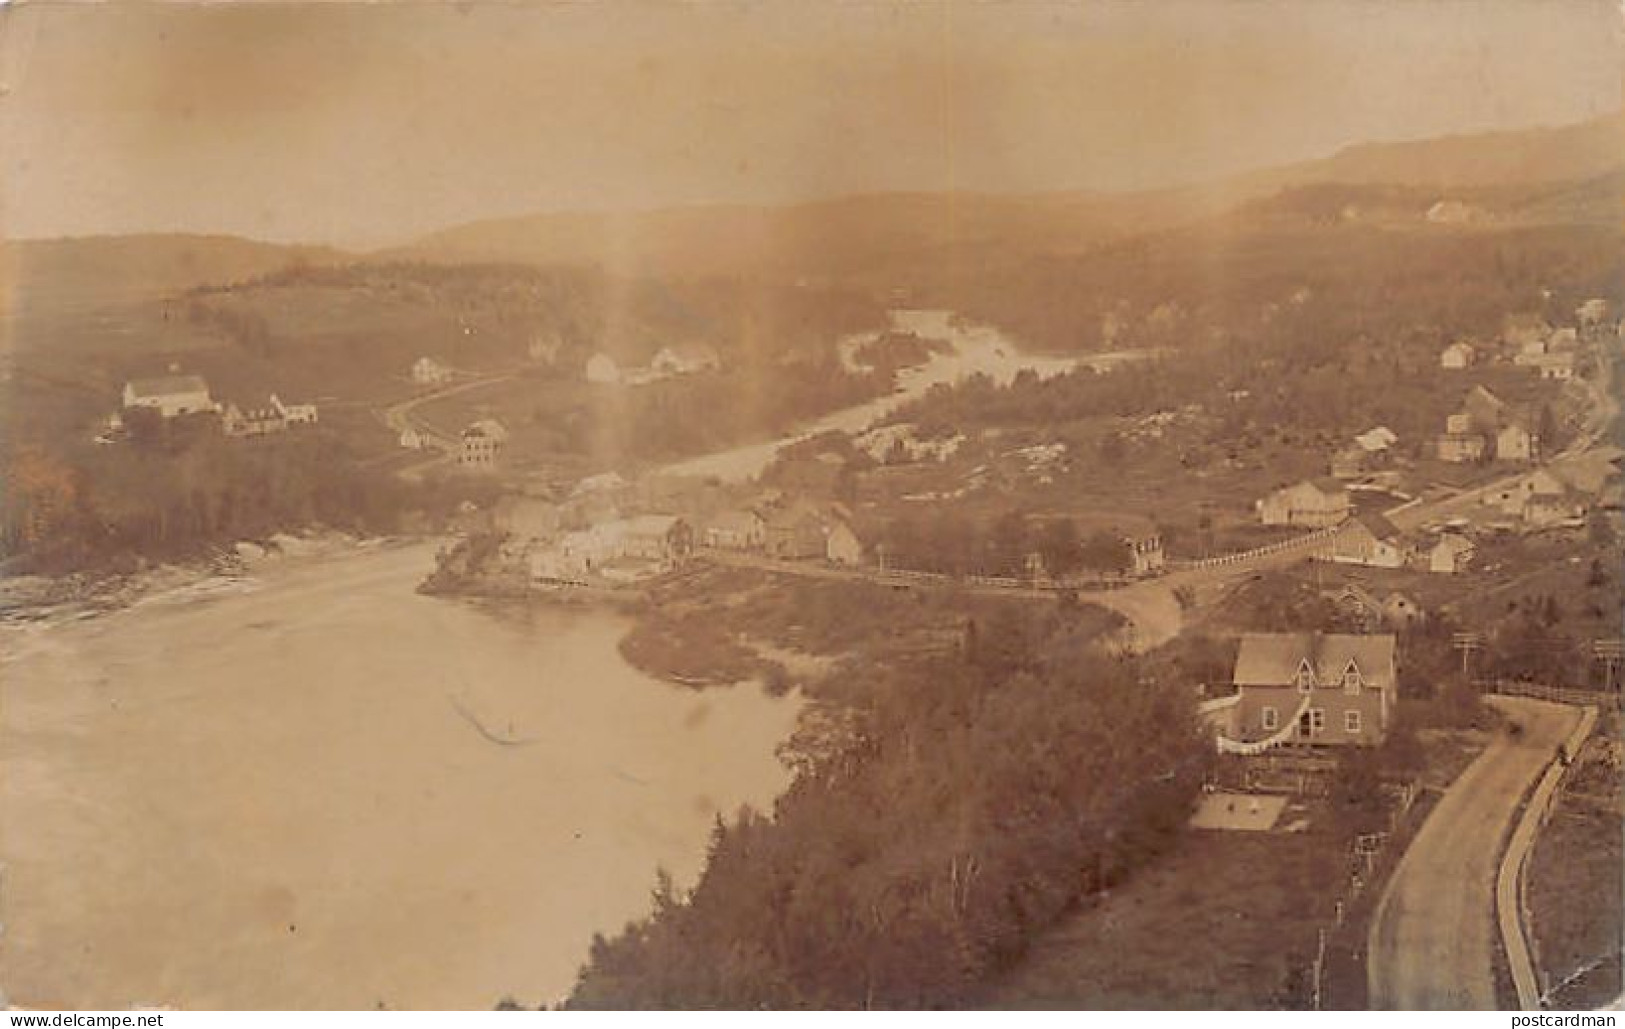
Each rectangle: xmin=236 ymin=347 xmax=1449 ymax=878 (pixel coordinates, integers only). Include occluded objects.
xmin=1230 ymin=633 xmax=1397 ymax=748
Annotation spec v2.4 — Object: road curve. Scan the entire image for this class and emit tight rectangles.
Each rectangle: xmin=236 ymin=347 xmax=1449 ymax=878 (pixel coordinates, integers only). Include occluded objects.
xmin=1368 ymin=697 xmax=1581 ymax=1010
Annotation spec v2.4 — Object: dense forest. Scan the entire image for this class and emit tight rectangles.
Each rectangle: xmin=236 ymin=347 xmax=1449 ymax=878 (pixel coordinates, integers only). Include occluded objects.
xmin=566 ymin=610 xmax=1209 ymax=1008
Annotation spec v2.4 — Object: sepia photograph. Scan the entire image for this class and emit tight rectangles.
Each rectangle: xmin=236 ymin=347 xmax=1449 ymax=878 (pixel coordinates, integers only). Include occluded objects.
xmin=1 ymin=0 xmax=1622 ymax=1015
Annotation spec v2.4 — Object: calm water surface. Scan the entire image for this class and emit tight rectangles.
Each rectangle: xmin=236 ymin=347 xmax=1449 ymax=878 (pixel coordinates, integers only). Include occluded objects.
xmin=0 ymin=542 xmax=798 ymax=1009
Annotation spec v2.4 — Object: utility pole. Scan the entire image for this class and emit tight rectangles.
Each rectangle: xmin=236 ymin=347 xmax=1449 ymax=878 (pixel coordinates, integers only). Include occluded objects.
xmin=1593 ymin=638 xmax=1623 ymax=692
xmin=1452 ymin=631 xmax=1485 ymax=682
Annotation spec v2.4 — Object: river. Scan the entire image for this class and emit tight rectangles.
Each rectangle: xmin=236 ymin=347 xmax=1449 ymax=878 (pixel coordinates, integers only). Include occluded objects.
xmin=661 ymin=308 xmax=1154 ymax=482
xmin=0 ymin=310 xmax=1140 ymax=1010
xmin=0 ymin=542 xmax=798 ymax=1009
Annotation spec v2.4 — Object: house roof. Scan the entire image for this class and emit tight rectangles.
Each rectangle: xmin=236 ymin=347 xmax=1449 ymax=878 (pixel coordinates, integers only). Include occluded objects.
xmin=463 ymin=418 xmax=508 ymax=441
xmin=1233 ymin=633 xmax=1397 ymax=690
xmin=1352 ymin=510 xmax=1401 ymax=540
xmin=1332 ymin=584 xmax=1381 ymax=612
xmin=127 ymin=374 xmax=209 ymax=399
xmin=1354 ymin=426 xmax=1398 ymax=451
xmin=1432 ymin=533 xmax=1475 ymax=555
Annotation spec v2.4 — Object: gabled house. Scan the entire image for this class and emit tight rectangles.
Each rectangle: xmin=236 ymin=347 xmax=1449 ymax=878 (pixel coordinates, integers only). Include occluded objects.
xmin=1257 ymin=479 xmax=1352 ymax=528
xmin=459 ymin=419 xmax=508 ymax=471
xmin=1440 ymin=341 xmax=1475 ymax=369
xmin=825 ymin=518 xmax=865 ymax=565
xmin=615 ymin=515 xmax=694 ymax=564
xmin=1231 ymin=633 xmax=1397 ymax=747
xmin=702 ymin=508 xmax=767 ymax=550
xmin=122 ymin=375 xmax=217 ymax=419
xmin=1328 ymin=511 xmax=1406 ymax=569
xmin=1530 ymin=352 xmax=1576 ymax=381
xmin=1333 ymin=427 xmax=1399 ymax=479
xmin=222 ymin=395 xmax=287 ymax=437
xmin=1450 ymin=386 xmax=1537 ymax=463
xmin=764 ymin=504 xmax=830 ymax=560
xmin=273 ymin=395 xmax=318 ymax=425
xmin=1495 ymin=418 xmax=1539 ymax=463
xmin=1330 ymin=584 xmax=1384 ymax=631
xmin=1427 ymin=534 xmax=1475 ymax=574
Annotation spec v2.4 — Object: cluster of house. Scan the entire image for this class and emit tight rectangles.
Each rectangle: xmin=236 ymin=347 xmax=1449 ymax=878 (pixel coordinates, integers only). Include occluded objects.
xmin=116 ymin=374 xmax=318 ymax=439
xmin=1475 ymin=446 xmax=1624 ymax=529
xmin=1202 ymin=632 xmax=1398 ymax=750
xmin=584 ymin=344 xmax=721 ymax=386
xmin=1438 ymin=299 xmax=1612 ymax=383
xmin=1327 ymin=510 xmax=1477 ymax=574
xmin=1437 ymin=385 xmax=1539 ymax=464
xmin=481 ymin=471 xmax=867 ymax=585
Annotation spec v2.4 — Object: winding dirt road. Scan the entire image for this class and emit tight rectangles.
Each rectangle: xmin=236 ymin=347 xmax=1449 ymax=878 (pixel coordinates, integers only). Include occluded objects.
xmin=1367 ymin=696 xmax=1581 ymax=1010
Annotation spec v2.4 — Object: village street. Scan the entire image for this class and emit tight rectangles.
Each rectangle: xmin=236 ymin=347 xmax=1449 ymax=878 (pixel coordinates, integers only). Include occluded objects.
xmin=378 ymin=370 xmax=518 ymax=481
xmin=1366 ymin=696 xmax=1582 ymax=1010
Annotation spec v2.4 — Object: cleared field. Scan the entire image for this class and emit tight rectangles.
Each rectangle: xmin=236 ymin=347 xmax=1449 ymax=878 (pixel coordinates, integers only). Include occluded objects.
xmin=982 ymin=828 xmax=1346 ymax=1009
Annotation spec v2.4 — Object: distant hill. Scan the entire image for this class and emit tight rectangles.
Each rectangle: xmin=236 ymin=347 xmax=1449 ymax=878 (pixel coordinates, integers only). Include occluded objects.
xmin=1257 ymin=110 xmax=1625 ymax=191
xmin=388 ymin=111 xmax=1625 ymax=282
xmin=1 ymin=234 xmax=348 ymax=313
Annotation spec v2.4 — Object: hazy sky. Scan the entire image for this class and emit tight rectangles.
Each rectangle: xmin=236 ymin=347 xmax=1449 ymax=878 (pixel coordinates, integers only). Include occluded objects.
xmin=2 ymin=0 xmax=1621 ymax=248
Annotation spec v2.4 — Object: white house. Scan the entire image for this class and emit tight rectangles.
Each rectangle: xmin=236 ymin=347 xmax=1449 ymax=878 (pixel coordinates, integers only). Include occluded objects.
xmin=272 ymin=394 xmax=318 ymax=425
xmin=1428 ymin=534 xmax=1476 ymax=574
xmin=1257 ymin=479 xmax=1352 ymax=528
xmin=651 ymin=343 xmax=722 ymax=377
xmin=1530 ymin=352 xmax=1576 ymax=381
xmin=412 ymin=357 xmax=452 ymax=386
xmin=122 ymin=375 xmax=217 ymax=419
xmin=585 ymin=353 xmax=622 ymax=384
xmin=1439 ymin=341 xmax=1475 ymax=369
xmin=1327 ymin=512 xmax=1406 ymax=569
xmin=825 ymin=519 xmax=865 ymax=565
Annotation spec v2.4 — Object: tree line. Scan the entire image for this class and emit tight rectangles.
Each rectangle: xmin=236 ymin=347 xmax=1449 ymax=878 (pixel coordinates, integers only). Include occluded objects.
xmin=566 ymin=608 xmax=1210 ymax=1008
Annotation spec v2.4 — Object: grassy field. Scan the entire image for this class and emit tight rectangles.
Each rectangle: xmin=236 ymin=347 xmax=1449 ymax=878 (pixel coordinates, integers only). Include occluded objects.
xmin=1525 ymin=714 xmax=1624 ymax=1009
xmin=981 ymin=826 xmax=1347 ymax=1009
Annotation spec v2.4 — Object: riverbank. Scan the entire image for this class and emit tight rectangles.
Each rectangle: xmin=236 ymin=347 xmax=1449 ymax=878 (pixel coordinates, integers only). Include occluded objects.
xmin=0 ymin=530 xmax=418 ymax=629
